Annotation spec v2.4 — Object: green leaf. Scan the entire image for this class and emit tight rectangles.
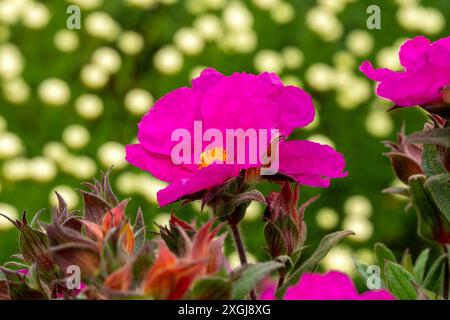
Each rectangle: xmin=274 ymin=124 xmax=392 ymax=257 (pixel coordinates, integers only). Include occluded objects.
xmin=192 ymin=276 xmax=232 ymax=300
xmin=232 ymin=261 xmax=282 ymax=300
xmin=408 ymin=175 xmax=442 ymax=242
xmin=408 ymin=128 xmax=450 ymax=148
xmin=375 ymin=242 xmax=397 ymax=278
xmin=422 ymin=254 xmax=446 ymax=291
xmin=421 ymin=144 xmax=447 ymax=177
xmin=424 ymin=174 xmax=450 ymax=222
xmin=401 ymin=250 xmax=414 ymax=274
xmin=278 ymin=230 xmax=354 ymax=297
xmin=133 ymin=207 xmax=146 ymax=254
xmin=20 ymin=224 xmax=52 ymax=271
xmin=413 ymin=248 xmax=430 ymax=284
xmin=384 ymin=261 xmax=417 ymax=300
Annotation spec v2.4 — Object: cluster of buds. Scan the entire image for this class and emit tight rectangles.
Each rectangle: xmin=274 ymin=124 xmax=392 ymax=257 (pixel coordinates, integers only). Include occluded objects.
xmin=0 ymin=172 xmax=227 ymax=300
xmin=384 ymin=117 xmax=450 ymax=245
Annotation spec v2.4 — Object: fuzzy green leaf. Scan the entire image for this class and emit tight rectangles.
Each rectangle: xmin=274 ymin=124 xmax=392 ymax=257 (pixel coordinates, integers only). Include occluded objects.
xmin=278 ymin=230 xmax=354 ymax=297
xmin=408 ymin=128 xmax=450 ymax=148
xmin=384 ymin=261 xmax=417 ymax=300
xmin=232 ymin=261 xmax=282 ymax=300
xmin=413 ymin=248 xmax=430 ymax=284
xmin=374 ymin=242 xmax=397 ymax=278
xmin=192 ymin=277 xmax=232 ymax=300
xmin=408 ymin=174 xmax=443 ymax=242
xmin=422 ymin=254 xmax=446 ymax=291
xmin=422 ymin=144 xmax=447 ymax=177
xmin=424 ymin=174 xmax=450 ymax=222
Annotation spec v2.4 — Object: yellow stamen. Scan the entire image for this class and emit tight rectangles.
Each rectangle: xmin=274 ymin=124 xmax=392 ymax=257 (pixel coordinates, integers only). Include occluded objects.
xmin=198 ymin=146 xmax=227 ymax=168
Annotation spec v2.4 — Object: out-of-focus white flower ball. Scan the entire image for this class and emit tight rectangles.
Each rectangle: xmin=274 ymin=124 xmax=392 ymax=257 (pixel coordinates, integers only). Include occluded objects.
xmin=98 ymin=141 xmax=127 ymax=169
xmin=117 ymin=31 xmax=144 ymax=55
xmin=124 ymin=88 xmax=153 ymax=116
xmin=74 ymin=94 xmax=104 ymax=120
xmin=92 ymin=47 xmax=122 ymax=74
xmin=80 ymin=64 xmax=109 ymax=89
xmin=38 ymin=78 xmax=71 ymax=107
xmin=153 ymin=45 xmax=183 ymax=75
xmin=85 ymin=11 xmax=120 ymax=41
xmin=62 ymin=124 xmax=91 ymax=149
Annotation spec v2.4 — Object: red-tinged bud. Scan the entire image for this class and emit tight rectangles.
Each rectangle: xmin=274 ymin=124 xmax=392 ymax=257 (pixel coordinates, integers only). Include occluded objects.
xmin=185 ymin=220 xmax=226 ymax=276
xmin=142 ymin=242 xmax=204 ymax=300
xmin=119 ymin=223 xmax=135 ymax=255
xmin=102 ymin=200 xmax=129 ymax=234
xmin=384 ymin=127 xmax=423 ymax=184
xmin=104 ymin=264 xmax=133 ymax=292
xmin=170 ymin=213 xmax=196 ymax=232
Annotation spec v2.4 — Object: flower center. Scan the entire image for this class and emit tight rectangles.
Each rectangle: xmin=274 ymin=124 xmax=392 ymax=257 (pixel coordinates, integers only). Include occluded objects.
xmin=198 ymin=146 xmax=227 ymax=168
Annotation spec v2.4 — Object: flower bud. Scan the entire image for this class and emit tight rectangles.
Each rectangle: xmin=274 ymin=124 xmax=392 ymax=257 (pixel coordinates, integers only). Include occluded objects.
xmin=384 ymin=128 xmax=423 ymax=184
xmin=264 ymin=183 xmax=313 ymax=258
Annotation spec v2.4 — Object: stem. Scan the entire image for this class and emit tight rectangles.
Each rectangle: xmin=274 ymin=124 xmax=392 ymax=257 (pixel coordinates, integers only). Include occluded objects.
xmin=277 ymin=274 xmax=285 ymax=290
xmin=443 ymin=245 xmax=449 ymax=300
xmin=229 ymin=223 xmax=257 ymax=300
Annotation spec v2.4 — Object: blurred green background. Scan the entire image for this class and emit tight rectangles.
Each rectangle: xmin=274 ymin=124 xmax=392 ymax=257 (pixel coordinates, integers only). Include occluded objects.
xmin=0 ymin=0 xmax=448 ymax=278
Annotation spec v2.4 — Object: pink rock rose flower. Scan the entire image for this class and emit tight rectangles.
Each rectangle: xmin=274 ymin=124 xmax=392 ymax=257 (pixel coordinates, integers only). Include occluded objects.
xmin=360 ymin=36 xmax=450 ymax=107
xmin=261 ymin=271 xmax=395 ymax=300
xmin=126 ymin=69 xmax=346 ymax=206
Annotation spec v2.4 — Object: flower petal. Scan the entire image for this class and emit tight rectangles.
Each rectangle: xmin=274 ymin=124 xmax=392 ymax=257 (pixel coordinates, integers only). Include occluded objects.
xmin=192 ymin=68 xmax=226 ymax=91
xmin=125 ymin=144 xmax=192 ymax=183
xmin=157 ymin=164 xmax=242 ymax=207
xmin=137 ymin=87 xmax=203 ymax=155
xmin=284 ymin=271 xmax=359 ymax=300
xmin=360 ymin=290 xmax=396 ymax=300
xmin=276 ymin=86 xmax=315 ymax=135
xmin=278 ymin=140 xmax=347 ymax=188
xmin=399 ymin=36 xmax=431 ymax=70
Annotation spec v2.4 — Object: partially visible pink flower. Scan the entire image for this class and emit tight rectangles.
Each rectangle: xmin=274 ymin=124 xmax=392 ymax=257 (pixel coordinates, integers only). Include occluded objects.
xmin=360 ymin=36 xmax=450 ymax=107
xmin=126 ymin=68 xmax=346 ymax=207
xmin=56 ymin=283 xmax=87 ymax=299
xmin=18 ymin=269 xmax=87 ymax=299
xmin=261 ymin=271 xmax=395 ymax=300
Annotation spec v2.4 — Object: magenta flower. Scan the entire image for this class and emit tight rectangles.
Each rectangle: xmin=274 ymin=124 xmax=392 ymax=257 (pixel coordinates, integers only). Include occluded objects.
xmin=360 ymin=36 xmax=450 ymax=107
xmin=261 ymin=271 xmax=395 ymax=300
xmin=126 ymin=69 xmax=346 ymax=206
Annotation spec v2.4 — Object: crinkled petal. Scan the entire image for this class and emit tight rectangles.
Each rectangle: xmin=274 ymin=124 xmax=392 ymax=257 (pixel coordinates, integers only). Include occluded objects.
xmin=157 ymin=164 xmax=242 ymax=206
xmin=359 ymin=61 xmax=396 ymax=82
xmin=137 ymin=87 xmax=203 ymax=155
xmin=192 ymin=68 xmax=226 ymax=91
xmin=278 ymin=140 xmax=346 ymax=188
xmin=360 ymin=36 xmax=450 ymax=107
xmin=200 ymin=72 xmax=281 ymax=134
xmin=399 ymin=36 xmax=431 ymax=70
xmin=429 ymin=36 xmax=450 ymax=68
xmin=276 ymin=86 xmax=315 ymax=136
xmin=125 ymin=144 xmax=192 ymax=183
